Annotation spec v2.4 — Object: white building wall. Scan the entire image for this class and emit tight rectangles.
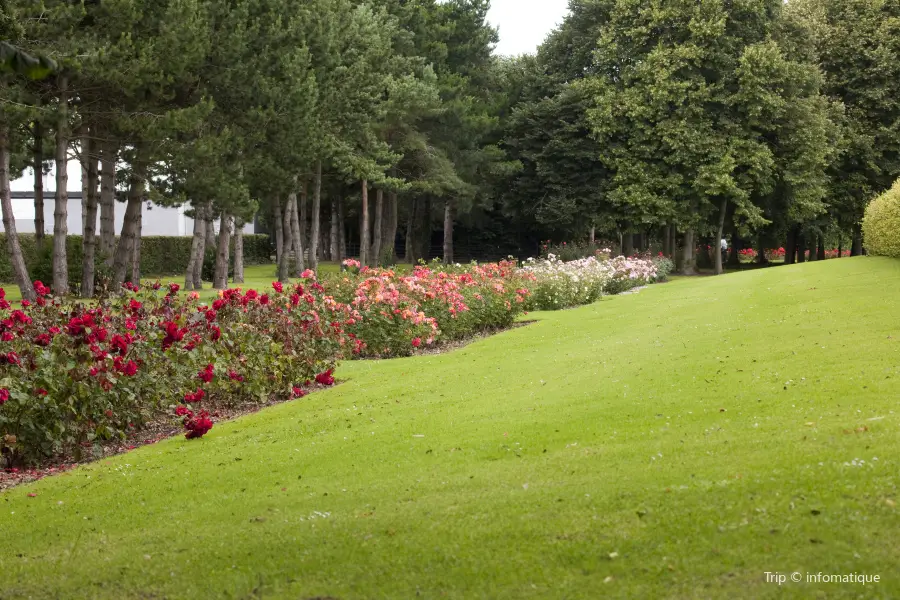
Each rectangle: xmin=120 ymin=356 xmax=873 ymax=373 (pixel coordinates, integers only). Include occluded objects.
xmin=9 ymin=163 xmax=255 ymax=237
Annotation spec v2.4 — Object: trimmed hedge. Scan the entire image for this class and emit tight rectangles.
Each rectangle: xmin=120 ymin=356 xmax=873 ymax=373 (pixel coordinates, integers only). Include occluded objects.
xmin=0 ymin=233 xmax=273 ymax=283
xmin=863 ymin=181 xmax=900 ymax=258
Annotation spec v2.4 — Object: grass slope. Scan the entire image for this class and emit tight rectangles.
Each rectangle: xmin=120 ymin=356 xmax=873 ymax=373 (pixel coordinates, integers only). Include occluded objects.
xmin=2 ymin=257 xmax=899 ymax=599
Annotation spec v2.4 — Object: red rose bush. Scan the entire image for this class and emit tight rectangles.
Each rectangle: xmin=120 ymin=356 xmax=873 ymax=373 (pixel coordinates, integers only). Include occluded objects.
xmin=0 ymin=277 xmax=348 ymax=466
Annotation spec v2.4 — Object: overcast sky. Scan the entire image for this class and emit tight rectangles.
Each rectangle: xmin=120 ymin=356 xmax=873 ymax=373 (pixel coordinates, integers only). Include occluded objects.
xmin=488 ymin=0 xmax=571 ymax=56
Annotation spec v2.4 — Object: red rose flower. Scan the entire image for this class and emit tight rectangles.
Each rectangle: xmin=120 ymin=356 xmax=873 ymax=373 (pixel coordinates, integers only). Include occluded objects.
xmin=412 ymin=337 xmax=422 ymax=348
xmin=184 ymin=388 xmax=206 ymax=403
xmin=122 ymin=360 xmax=138 ymax=376
xmin=228 ymin=370 xmax=244 ymax=382
xmin=11 ymin=310 xmax=31 ymax=325
xmin=260 ymin=294 xmax=270 ymax=305
xmin=209 ymin=326 xmax=221 ymax=341
xmin=292 ymin=386 xmax=306 ymax=398
xmin=110 ymin=334 xmax=129 ymax=355
xmin=184 ymin=411 xmax=213 ymax=439
xmin=315 ymin=370 xmax=335 ymax=386
xmin=272 ymin=281 xmax=283 ymax=293
xmin=168 ymin=283 xmax=180 ymax=295
xmin=33 ymin=280 xmax=50 ymax=297
xmin=198 ymin=364 xmax=214 ymax=383
xmin=34 ymin=333 xmax=51 ymax=346
xmin=0 ymin=388 xmax=8 ymax=405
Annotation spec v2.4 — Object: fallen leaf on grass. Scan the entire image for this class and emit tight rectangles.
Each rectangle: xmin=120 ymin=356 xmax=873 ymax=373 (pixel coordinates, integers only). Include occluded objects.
xmin=842 ymin=426 xmax=869 ymax=434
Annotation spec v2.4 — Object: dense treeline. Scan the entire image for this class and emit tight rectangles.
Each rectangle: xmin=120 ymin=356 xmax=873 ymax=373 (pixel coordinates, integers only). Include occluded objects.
xmin=496 ymin=0 xmax=900 ymax=274
xmin=0 ymin=0 xmax=509 ymax=301
xmin=1 ymin=0 xmax=899 ymax=302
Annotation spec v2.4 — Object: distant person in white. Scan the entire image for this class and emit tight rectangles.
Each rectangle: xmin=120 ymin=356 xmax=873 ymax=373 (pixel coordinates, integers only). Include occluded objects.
xmin=720 ymin=238 xmax=728 ymax=264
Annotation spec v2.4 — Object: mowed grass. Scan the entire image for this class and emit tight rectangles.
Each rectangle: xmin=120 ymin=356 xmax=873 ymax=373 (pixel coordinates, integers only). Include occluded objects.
xmin=1 ymin=257 xmax=899 ymax=599
xmin=0 ymin=263 xmax=342 ymax=304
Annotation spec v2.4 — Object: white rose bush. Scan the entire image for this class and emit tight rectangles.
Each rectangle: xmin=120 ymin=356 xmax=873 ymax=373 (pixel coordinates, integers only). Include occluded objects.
xmin=520 ymin=251 xmax=672 ymax=310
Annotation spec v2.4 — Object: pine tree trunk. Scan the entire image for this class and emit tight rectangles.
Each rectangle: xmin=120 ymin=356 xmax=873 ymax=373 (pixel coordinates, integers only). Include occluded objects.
xmin=797 ymin=231 xmax=807 ymax=263
xmin=99 ymin=141 xmax=116 ymax=261
xmin=329 ymin=195 xmax=338 ymax=262
xmin=807 ymin=233 xmax=818 ymax=261
xmin=205 ymin=211 xmax=216 ymax=253
xmin=420 ymin=197 xmax=432 ymax=260
xmin=111 ymin=159 xmax=146 ymax=287
xmin=360 ymin=179 xmax=369 ymax=266
xmin=298 ymin=180 xmax=308 ymax=254
xmin=727 ymin=226 xmax=741 ymax=266
xmin=309 ymin=161 xmax=322 ymax=270
xmin=277 ymin=193 xmax=293 ymax=283
xmin=714 ymin=199 xmax=727 ymax=275
xmin=385 ymin=190 xmax=398 ymax=265
xmin=337 ymin=194 xmax=346 ymax=261
xmin=680 ymin=230 xmax=696 ymax=275
xmin=81 ymin=136 xmax=100 ymax=298
xmin=371 ymin=188 xmax=384 ymax=264
xmin=623 ymin=230 xmax=634 ymax=257
xmin=817 ymin=235 xmax=826 ymax=260
xmin=405 ymin=198 xmax=416 ymax=262
xmin=273 ymin=196 xmax=283 ymax=265
xmin=233 ymin=219 xmax=244 ymax=284
xmin=80 ymin=130 xmax=89 ymax=234
xmin=1 ymin=125 xmax=36 ymax=301
xmin=837 ymin=238 xmax=843 ymax=259
xmin=52 ymin=76 xmax=69 ymax=295
xmin=192 ymin=202 xmax=210 ymax=289
xmin=785 ymin=226 xmax=797 ymax=264
xmin=185 ymin=203 xmax=206 ymax=290
xmin=443 ymin=198 xmax=454 ymax=264
xmin=590 ymin=226 xmax=596 ymax=244
xmin=213 ymin=213 xmax=231 ymax=289
xmin=290 ymin=187 xmax=303 ymax=275
xmin=33 ymin=122 xmax=45 ymax=251
xmin=131 ymin=209 xmax=142 ymax=285
xmin=850 ymin=225 xmax=862 ymax=256
xmin=757 ymin=235 xmax=769 ymax=264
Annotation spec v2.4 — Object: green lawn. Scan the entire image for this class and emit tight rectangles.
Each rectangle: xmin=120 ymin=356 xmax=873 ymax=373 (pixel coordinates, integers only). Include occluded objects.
xmin=2 ymin=257 xmax=899 ymax=599
xmin=0 ymin=263 xmax=343 ymax=304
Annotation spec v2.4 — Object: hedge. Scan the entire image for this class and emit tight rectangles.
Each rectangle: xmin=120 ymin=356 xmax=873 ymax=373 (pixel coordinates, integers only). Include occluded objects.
xmin=0 ymin=233 xmax=273 ymax=283
xmin=863 ymin=180 xmax=900 ymax=258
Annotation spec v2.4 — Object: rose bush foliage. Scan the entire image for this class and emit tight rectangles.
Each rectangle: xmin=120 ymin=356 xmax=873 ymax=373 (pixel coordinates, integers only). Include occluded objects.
xmin=0 ymin=277 xmax=348 ymax=466
xmin=321 ymin=260 xmax=529 ymax=357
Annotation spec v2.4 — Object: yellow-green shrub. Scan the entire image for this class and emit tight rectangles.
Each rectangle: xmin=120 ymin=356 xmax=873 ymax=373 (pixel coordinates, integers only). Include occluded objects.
xmin=863 ymin=180 xmax=900 ymax=258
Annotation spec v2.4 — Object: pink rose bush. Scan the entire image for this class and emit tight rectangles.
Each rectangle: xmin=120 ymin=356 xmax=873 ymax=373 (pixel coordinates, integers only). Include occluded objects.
xmin=321 ymin=260 xmax=530 ymax=357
